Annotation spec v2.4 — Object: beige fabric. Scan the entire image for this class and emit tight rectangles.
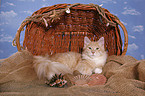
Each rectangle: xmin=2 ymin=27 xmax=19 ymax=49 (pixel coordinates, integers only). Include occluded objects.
xmin=0 ymin=50 xmax=145 ymax=96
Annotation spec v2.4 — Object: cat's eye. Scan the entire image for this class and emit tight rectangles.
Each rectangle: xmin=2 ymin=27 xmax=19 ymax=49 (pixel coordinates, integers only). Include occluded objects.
xmin=96 ymin=48 xmax=99 ymax=50
xmin=88 ymin=47 xmax=92 ymax=49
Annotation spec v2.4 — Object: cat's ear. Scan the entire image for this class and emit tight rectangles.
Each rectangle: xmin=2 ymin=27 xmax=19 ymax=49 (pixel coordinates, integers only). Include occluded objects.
xmin=98 ymin=37 xmax=104 ymax=46
xmin=84 ymin=36 xmax=91 ymax=48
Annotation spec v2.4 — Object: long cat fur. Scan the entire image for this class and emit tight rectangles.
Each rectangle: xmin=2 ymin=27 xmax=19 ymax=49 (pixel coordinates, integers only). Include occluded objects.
xmin=33 ymin=36 xmax=107 ymax=80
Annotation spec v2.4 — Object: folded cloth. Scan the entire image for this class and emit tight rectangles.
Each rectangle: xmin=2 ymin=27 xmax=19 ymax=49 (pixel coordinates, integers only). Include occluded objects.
xmin=0 ymin=50 xmax=145 ymax=96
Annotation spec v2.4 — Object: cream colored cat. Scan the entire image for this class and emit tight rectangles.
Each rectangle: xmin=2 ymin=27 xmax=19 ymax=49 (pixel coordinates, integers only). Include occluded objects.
xmin=33 ymin=36 xmax=107 ymax=80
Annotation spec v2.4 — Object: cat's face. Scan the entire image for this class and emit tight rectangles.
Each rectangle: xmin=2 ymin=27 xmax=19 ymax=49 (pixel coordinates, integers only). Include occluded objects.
xmin=83 ymin=36 xmax=105 ymax=57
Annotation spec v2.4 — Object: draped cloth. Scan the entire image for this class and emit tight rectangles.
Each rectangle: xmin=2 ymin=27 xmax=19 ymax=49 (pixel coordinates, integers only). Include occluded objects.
xmin=0 ymin=50 xmax=145 ymax=96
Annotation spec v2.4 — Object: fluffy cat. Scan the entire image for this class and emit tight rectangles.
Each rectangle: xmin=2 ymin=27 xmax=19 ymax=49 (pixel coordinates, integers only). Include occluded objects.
xmin=33 ymin=36 xmax=107 ymax=80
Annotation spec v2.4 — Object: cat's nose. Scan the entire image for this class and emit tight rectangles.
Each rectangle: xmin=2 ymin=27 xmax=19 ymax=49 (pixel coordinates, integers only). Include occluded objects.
xmin=92 ymin=52 xmax=95 ymax=54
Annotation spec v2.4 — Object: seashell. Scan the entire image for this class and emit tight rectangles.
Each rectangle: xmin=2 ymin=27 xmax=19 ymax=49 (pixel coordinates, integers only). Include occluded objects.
xmin=66 ymin=8 xmax=71 ymax=13
xmin=88 ymin=74 xmax=107 ymax=86
xmin=70 ymin=75 xmax=91 ymax=86
xmin=106 ymin=23 xmax=110 ymax=26
xmin=99 ymin=4 xmax=103 ymax=7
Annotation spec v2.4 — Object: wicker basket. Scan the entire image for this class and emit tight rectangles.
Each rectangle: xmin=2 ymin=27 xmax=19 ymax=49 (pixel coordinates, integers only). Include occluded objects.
xmin=13 ymin=3 xmax=128 ymax=56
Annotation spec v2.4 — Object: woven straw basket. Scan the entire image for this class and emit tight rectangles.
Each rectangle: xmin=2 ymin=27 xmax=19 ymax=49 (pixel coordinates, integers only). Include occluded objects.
xmin=13 ymin=3 xmax=128 ymax=56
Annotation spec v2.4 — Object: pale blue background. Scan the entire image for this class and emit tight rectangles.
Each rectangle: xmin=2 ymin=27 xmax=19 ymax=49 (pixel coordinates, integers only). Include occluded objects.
xmin=0 ymin=0 xmax=145 ymax=60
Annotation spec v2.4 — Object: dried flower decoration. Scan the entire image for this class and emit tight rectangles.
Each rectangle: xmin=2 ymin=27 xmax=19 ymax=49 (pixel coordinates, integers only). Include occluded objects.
xmin=45 ymin=74 xmax=67 ymax=88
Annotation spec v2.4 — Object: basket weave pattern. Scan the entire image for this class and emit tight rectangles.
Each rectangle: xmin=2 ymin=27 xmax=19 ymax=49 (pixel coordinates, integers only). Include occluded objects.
xmin=13 ymin=4 xmax=128 ymax=56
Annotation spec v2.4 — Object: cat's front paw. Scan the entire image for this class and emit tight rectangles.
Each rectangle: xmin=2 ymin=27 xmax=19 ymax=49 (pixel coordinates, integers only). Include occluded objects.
xmin=94 ymin=68 xmax=102 ymax=74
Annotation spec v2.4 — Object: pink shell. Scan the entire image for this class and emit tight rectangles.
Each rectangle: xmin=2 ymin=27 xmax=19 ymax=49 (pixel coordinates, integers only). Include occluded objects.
xmin=88 ymin=74 xmax=107 ymax=86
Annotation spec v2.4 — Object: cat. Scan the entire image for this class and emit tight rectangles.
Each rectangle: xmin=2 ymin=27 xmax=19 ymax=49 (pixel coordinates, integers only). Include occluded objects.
xmin=33 ymin=36 xmax=107 ymax=80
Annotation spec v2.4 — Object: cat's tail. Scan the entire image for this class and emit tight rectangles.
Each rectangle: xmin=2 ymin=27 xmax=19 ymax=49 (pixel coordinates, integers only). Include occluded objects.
xmin=33 ymin=56 xmax=72 ymax=80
